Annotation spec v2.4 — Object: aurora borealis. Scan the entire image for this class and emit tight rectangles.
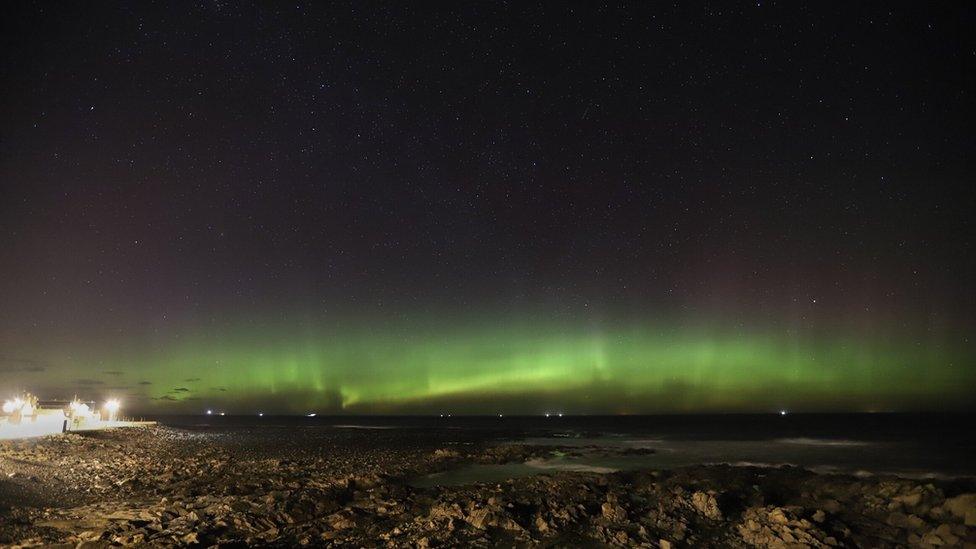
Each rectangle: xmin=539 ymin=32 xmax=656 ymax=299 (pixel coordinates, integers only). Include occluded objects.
xmin=2 ymin=3 xmax=975 ymax=415
xmin=3 ymin=312 xmax=973 ymax=414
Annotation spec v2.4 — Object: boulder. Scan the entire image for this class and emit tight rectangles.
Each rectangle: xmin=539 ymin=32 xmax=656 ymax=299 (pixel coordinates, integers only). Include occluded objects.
xmin=534 ymin=514 xmax=550 ymax=533
xmin=432 ymin=449 xmax=461 ymax=460
xmin=943 ymin=493 xmax=976 ymax=526
xmin=428 ymin=502 xmax=464 ymax=522
xmin=767 ymin=508 xmax=789 ymax=525
xmin=465 ymin=507 xmax=523 ymax=532
xmin=325 ymin=511 xmax=356 ymax=530
xmin=932 ymin=524 xmax=960 ymax=546
xmin=886 ymin=511 xmax=926 ymax=531
xmin=892 ymin=490 xmax=923 ymax=509
xmin=466 ymin=507 xmax=492 ymax=530
xmin=691 ymin=491 xmax=723 ymax=520
xmin=601 ymin=501 xmax=627 ymax=522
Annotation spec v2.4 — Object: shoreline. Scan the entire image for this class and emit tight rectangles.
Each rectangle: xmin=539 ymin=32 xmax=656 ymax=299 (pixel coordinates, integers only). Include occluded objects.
xmin=0 ymin=421 xmax=158 ymax=442
xmin=1 ymin=425 xmax=974 ymax=546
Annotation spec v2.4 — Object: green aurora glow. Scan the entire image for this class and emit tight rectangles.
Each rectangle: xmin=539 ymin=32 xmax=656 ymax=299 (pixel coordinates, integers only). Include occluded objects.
xmin=20 ymin=315 xmax=970 ymax=414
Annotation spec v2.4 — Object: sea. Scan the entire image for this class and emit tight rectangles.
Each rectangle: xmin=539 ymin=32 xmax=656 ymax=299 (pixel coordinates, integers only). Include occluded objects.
xmin=152 ymin=413 xmax=976 ymax=486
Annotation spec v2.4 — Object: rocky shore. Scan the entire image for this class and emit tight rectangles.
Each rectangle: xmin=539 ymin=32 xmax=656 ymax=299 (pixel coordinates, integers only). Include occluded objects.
xmin=1 ymin=425 xmax=974 ymax=547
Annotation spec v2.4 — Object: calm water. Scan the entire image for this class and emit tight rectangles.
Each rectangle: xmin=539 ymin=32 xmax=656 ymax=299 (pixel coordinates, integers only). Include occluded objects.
xmin=153 ymin=413 xmax=976 ymax=485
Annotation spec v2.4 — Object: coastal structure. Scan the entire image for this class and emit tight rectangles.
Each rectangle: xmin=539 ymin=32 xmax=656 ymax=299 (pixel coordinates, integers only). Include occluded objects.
xmin=0 ymin=393 xmax=132 ymax=439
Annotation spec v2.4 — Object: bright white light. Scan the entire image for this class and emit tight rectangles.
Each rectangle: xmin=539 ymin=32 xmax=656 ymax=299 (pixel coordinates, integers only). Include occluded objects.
xmin=206 ymin=409 xmax=213 ymax=415
xmin=258 ymin=412 xmax=264 ymax=417
xmin=69 ymin=400 xmax=91 ymax=417
xmin=558 ymin=413 xmax=563 ymax=417
xmin=102 ymin=399 xmax=121 ymax=421
xmin=307 ymin=412 xmax=316 ymax=417
xmin=545 ymin=413 xmax=550 ymax=418
xmin=780 ymin=410 xmax=788 ymax=416
xmin=219 ymin=412 xmax=226 ymax=416
xmin=3 ymin=397 xmax=27 ymax=415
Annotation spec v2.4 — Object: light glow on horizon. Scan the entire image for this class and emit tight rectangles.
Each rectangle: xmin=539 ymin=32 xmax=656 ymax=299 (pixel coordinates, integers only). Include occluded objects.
xmin=6 ymin=316 xmax=974 ymax=415
xmin=115 ymin=319 xmax=975 ymax=414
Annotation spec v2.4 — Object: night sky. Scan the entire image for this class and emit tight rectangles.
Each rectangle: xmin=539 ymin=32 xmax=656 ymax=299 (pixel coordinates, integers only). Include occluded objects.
xmin=1 ymin=2 xmax=974 ymax=414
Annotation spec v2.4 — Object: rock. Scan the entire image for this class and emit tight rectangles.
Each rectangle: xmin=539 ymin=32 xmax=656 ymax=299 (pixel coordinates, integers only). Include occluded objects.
xmin=737 ymin=506 xmax=832 ymax=548
xmin=465 ymin=507 xmax=523 ymax=532
xmin=893 ymin=490 xmax=923 ymax=509
xmin=933 ymin=524 xmax=959 ymax=546
xmin=6 ymin=427 xmax=974 ymax=548
xmin=820 ymin=499 xmax=842 ymax=514
xmin=76 ymin=541 xmax=111 ymax=548
xmin=326 ymin=511 xmax=356 ymax=530
xmin=466 ymin=507 xmax=491 ymax=529
xmin=768 ymin=508 xmax=788 ymax=525
xmin=691 ymin=491 xmax=723 ymax=520
xmin=77 ymin=530 xmax=104 ymax=541
xmin=928 ymin=505 xmax=950 ymax=521
xmin=886 ymin=511 xmax=926 ymax=531
xmin=432 ymin=448 xmax=460 ymax=460
xmin=601 ymin=501 xmax=627 ymax=522
xmin=944 ymin=493 xmax=976 ymax=526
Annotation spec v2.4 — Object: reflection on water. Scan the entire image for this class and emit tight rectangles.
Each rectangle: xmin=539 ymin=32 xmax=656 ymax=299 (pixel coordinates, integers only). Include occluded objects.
xmin=154 ymin=413 xmax=975 ymax=487
xmin=414 ymin=434 xmax=975 ymax=487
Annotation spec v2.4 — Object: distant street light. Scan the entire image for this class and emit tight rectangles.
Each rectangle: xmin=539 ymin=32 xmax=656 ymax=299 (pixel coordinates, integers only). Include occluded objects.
xmin=104 ymin=399 xmax=121 ymax=421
